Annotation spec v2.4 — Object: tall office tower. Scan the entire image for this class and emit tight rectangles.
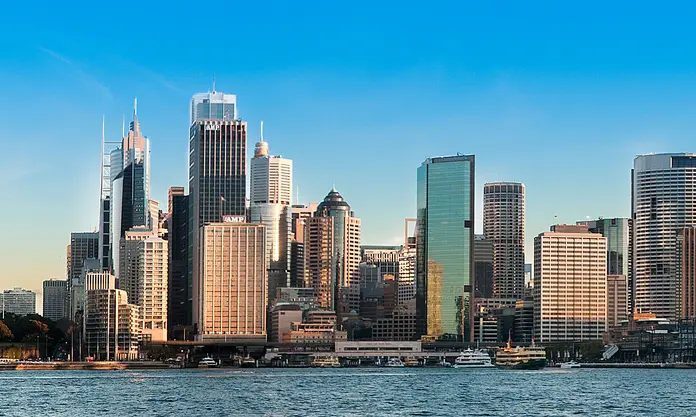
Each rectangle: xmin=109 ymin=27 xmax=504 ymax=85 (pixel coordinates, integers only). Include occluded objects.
xmin=69 ymin=232 xmax=99 ymax=282
xmin=66 ymin=245 xmax=71 ymax=277
xmin=305 ymin=190 xmax=361 ymax=315
xmin=190 ymin=90 xmax=237 ymax=124
xmin=359 ymin=248 xmax=400 ymax=320
xmin=249 ymin=130 xmax=293 ymax=306
xmin=677 ymin=227 xmax=696 ymax=319
xmin=189 ymin=116 xmax=247 ymax=327
xmin=289 ymin=204 xmax=318 ymax=287
xmin=404 ymin=218 xmax=417 ymax=250
xmin=416 ymin=155 xmax=475 ymax=341
xmin=167 ymin=187 xmax=189 ymax=338
xmin=534 ymin=225 xmax=607 ymax=343
xmin=120 ymin=231 xmax=168 ymax=342
xmin=580 ymin=218 xmax=630 ymax=313
xmin=85 ymin=285 xmax=141 ymax=361
xmin=1 ymin=288 xmax=36 ymax=316
xmin=397 ymin=219 xmax=417 ymax=309
xmin=483 ymin=182 xmax=525 ymax=299
xmin=43 ymin=279 xmax=69 ymax=322
xmin=196 ymin=222 xmax=266 ymax=342
xmin=632 ymin=154 xmax=696 ymax=320
xmin=474 ymin=235 xmax=494 ymax=298
xmin=607 ymin=274 xmax=628 ymax=330
xmin=110 ymin=104 xmax=151 ymax=279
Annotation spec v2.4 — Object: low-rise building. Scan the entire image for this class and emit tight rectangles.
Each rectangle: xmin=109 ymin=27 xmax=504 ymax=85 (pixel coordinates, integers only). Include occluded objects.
xmin=371 ymin=310 xmax=417 ymax=341
xmin=1 ymin=288 xmax=36 ymax=316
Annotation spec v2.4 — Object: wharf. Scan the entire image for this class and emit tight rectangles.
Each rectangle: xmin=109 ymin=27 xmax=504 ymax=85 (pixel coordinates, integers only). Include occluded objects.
xmin=0 ymin=361 xmax=172 ymax=371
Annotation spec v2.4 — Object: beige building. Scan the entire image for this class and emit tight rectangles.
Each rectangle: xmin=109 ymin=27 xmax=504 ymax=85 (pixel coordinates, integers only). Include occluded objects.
xmin=196 ymin=222 xmax=267 ymax=342
xmin=534 ymin=225 xmax=607 ymax=343
xmin=270 ymin=304 xmax=303 ymax=343
xmin=279 ymin=310 xmax=347 ymax=344
xmin=84 ymin=287 xmax=141 ymax=361
xmin=607 ymin=274 xmax=628 ymax=330
xmin=120 ymin=228 xmax=168 ymax=342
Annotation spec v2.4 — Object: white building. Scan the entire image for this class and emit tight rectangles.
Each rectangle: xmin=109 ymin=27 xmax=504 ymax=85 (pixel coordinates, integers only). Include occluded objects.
xmin=1 ymin=288 xmax=36 ymax=316
xmin=534 ymin=225 xmax=607 ymax=343
xmin=85 ymin=287 xmax=141 ymax=361
xmin=633 ymin=153 xmax=696 ymax=320
xmin=196 ymin=222 xmax=267 ymax=342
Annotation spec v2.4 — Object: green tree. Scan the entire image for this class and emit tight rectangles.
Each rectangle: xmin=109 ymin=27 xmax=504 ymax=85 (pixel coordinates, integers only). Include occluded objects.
xmin=0 ymin=321 xmax=13 ymax=341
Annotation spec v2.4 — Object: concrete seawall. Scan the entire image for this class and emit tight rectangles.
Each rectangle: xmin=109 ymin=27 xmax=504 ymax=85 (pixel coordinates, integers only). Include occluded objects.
xmin=0 ymin=361 xmax=172 ymax=371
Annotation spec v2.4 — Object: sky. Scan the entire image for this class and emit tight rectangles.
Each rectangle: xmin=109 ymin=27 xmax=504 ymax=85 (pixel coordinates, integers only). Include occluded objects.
xmin=2 ymin=1 xmax=696 ymax=309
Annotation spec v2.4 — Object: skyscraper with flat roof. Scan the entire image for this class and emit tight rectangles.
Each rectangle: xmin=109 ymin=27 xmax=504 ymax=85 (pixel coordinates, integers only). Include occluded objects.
xmin=483 ymin=182 xmax=525 ymax=299
xmin=167 ymin=187 xmax=189 ymax=339
xmin=69 ymin=232 xmax=99 ymax=282
xmin=632 ymin=153 xmax=696 ymax=320
xmin=190 ymin=91 xmax=237 ymax=124
xmin=43 ymin=279 xmax=69 ymax=322
xmin=416 ymin=155 xmax=475 ymax=341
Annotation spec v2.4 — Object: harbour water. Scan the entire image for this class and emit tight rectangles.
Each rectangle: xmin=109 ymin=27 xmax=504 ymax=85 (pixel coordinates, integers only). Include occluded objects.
xmin=1 ymin=368 xmax=694 ymax=416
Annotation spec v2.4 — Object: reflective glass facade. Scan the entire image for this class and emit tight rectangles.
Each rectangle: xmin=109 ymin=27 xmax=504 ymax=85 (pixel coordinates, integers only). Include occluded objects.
xmin=416 ymin=155 xmax=474 ymax=341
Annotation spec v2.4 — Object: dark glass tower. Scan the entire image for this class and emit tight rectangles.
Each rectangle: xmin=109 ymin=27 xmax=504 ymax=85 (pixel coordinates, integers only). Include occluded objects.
xmin=189 ymin=119 xmax=247 ymax=333
xmin=416 ymin=155 xmax=475 ymax=342
xmin=168 ymin=187 xmax=189 ymax=339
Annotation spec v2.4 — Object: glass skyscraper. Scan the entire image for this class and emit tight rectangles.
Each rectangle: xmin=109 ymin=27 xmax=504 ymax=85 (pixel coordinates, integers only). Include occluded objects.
xmin=416 ymin=155 xmax=474 ymax=341
xmin=190 ymin=91 xmax=237 ymax=124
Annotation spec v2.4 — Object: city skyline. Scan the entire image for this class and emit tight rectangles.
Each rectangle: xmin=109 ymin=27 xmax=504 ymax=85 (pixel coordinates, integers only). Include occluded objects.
xmin=4 ymin=1 xmax=696 ymax=304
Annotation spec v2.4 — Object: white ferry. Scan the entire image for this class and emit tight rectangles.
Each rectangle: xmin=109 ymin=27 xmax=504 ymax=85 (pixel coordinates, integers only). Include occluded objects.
xmin=198 ymin=357 xmax=218 ymax=368
xmin=453 ymin=348 xmax=494 ymax=368
xmin=384 ymin=358 xmax=405 ymax=367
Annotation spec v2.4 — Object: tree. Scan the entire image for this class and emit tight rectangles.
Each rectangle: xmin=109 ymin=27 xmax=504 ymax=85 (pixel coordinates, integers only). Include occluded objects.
xmin=0 ymin=321 xmax=13 ymax=341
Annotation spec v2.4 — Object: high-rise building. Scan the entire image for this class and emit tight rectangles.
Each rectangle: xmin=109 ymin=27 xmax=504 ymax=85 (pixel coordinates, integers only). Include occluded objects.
xmin=534 ymin=224 xmax=607 ymax=343
xmin=483 ymin=182 xmax=525 ymax=299
xmin=69 ymin=232 xmax=99 ymax=282
xmin=196 ymin=222 xmax=266 ymax=342
xmin=120 ymin=232 xmax=168 ymax=342
xmin=579 ymin=217 xmax=631 ymax=311
xmin=189 ymin=116 xmax=247 ymax=327
xmin=84 ymin=285 xmax=140 ymax=361
xmin=249 ymin=130 xmax=293 ymax=308
xmin=110 ymin=105 xmax=151 ymax=279
xmin=677 ymin=227 xmax=696 ymax=319
xmin=632 ymin=154 xmax=696 ymax=320
xmin=474 ymin=235 xmax=494 ymax=299
xmin=43 ymin=279 xmax=69 ymax=322
xmin=416 ymin=155 xmax=475 ymax=341
xmin=607 ymin=274 xmax=628 ymax=330
xmin=304 ymin=190 xmax=361 ymax=315
xmin=289 ymin=203 xmax=318 ymax=287
xmin=1 ymin=288 xmax=36 ymax=316
xmin=167 ymin=187 xmax=189 ymax=338
xmin=190 ymin=90 xmax=237 ymax=124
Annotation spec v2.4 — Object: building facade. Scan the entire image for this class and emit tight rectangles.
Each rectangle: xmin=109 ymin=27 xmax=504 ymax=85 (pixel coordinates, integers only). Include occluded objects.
xmin=416 ymin=155 xmax=475 ymax=341
xmin=69 ymin=232 xmax=99 ymax=282
xmin=677 ymin=227 xmax=696 ymax=319
xmin=42 ymin=279 xmax=69 ymax=322
xmin=190 ymin=91 xmax=237 ymax=124
xmin=534 ymin=225 xmax=607 ymax=343
xmin=607 ymin=274 xmax=628 ymax=330
xmin=289 ymin=204 xmax=318 ymax=288
xmin=196 ymin=223 xmax=266 ymax=342
xmin=189 ymin=117 xmax=247 ymax=329
xmin=167 ymin=187 xmax=190 ymax=338
xmin=1 ymin=288 xmax=36 ymax=316
xmin=304 ymin=190 xmax=361 ymax=315
xmin=474 ymin=235 xmax=494 ymax=299
xmin=632 ymin=154 xmax=696 ymax=320
xmin=483 ymin=182 xmax=525 ymax=299
xmin=84 ymin=288 xmax=140 ymax=361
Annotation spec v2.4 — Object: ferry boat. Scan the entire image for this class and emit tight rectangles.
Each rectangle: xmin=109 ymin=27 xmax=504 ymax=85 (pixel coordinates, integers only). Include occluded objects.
xmin=453 ymin=348 xmax=494 ymax=368
xmin=311 ymin=356 xmax=341 ymax=368
xmin=404 ymin=357 xmax=422 ymax=367
xmin=240 ymin=357 xmax=257 ymax=368
xmin=384 ymin=357 xmax=405 ymax=367
xmin=494 ymin=338 xmax=547 ymax=370
xmin=560 ymin=361 xmax=581 ymax=369
xmin=198 ymin=357 xmax=218 ymax=368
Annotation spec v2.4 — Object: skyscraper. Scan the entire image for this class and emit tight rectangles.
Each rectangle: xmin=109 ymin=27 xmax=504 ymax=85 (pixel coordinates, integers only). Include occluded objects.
xmin=304 ymin=190 xmax=361 ymax=315
xmin=196 ymin=222 xmax=266 ymax=342
xmin=289 ymin=203 xmax=318 ymax=287
xmin=632 ymin=153 xmax=696 ymax=320
xmin=1 ymin=288 xmax=36 ymax=316
xmin=249 ymin=128 xmax=293 ymax=307
xmin=416 ymin=155 xmax=475 ymax=341
xmin=483 ymin=182 xmax=525 ymax=299
xmin=534 ymin=225 xmax=607 ymax=343
xmin=69 ymin=232 xmax=99 ymax=282
xmin=677 ymin=227 xmax=696 ymax=319
xmin=167 ymin=187 xmax=189 ymax=338
xmin=189 ymin=113 xmax=248 ymax=328
xmin=43 ymin=279 xmax=69 ymax=322
xmin=474 ymin=235 xmax=494 ymax=299
xmin=110 ymin=103 xmax=151 ymax=279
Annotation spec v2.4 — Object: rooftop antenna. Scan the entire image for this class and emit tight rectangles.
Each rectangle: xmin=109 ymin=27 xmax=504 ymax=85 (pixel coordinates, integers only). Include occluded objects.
xmin=296 ymin=185 xmax=299 ymax=205
xmin=332 ymin=181 xmax=336 ymax=192
xmin=260 ymin=120 xmax=264 ymax=142
xmin=133 ymin=97 xmax=138 ymax=117
xmin=121 ymin=114 xmax=125 ymax=137
xmin=212 ymin=74 xmax=216 ymax=93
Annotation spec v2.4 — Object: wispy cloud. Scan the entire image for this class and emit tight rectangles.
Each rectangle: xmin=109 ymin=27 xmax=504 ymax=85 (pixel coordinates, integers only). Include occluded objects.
xmin=39 ymin=46 xmax=112 ymax=100
xmin=112 ymin=56 xmax=183 ymax=92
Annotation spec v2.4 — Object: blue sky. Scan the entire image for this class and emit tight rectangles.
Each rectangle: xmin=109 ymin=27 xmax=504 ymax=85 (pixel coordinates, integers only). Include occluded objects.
xmin=2 ymin=1 xmax=696 ymax=302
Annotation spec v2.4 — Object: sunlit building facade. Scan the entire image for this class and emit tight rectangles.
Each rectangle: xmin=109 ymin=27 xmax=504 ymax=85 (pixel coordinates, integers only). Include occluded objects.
xmin=416 ymin=155 xmax=475 ymax=341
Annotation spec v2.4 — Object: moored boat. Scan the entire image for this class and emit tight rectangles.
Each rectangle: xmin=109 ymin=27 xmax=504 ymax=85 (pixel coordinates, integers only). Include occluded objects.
xmin=560 ymin=361 xmax=581 ymax=369
xmin=404 ymin=357 xmax=422 ymax=367
xmin=311 ymin=356 xmax=341 ymax=368
xmin=384 ymin=357 xmax=405 ymax=367
xmin=453 ymin=348 xmax=494 ymax=368
xmin=198 ymin=357 xmax=218 ymax=368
